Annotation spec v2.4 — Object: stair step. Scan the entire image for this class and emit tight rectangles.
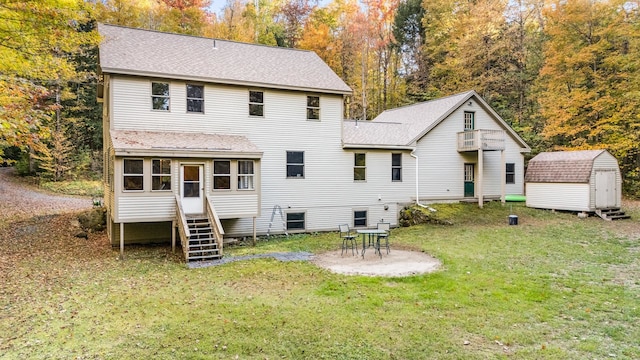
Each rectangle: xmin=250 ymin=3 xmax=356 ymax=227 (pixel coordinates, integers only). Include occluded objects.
xmin=188 ymin=255 xmax=223 ymax=262
xmin=188 ymin=249 xmax=220 ymax=255
xmin=189 ymin=227 xmax=212 ymax=233
xmin=608 ymin=214 xmax=631 ymax=220
xmin=188 ymin=242 xmax=218 ymax=249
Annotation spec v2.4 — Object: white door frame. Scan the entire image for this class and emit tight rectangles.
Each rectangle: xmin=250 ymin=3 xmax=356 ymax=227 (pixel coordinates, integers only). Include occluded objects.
xmin=180 ymin=163 xmax=204 ymax=215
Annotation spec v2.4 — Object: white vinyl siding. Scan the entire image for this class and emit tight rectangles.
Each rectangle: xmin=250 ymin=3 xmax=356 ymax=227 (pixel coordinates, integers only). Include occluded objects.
xmin=526 ymin=183 xmax=591 ymax=212
xmin=118 ymin=196 xmax=176 ymax=222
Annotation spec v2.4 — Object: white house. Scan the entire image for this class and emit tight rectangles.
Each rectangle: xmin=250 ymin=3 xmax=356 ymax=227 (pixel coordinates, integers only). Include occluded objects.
xmin=525 ymin=150 xmax=626 ymax=219
xmin=98 ymin=24 xmax=531 ymax=261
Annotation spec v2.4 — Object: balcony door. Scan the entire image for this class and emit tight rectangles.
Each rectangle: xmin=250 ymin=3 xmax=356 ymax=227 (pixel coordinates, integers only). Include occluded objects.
xmin=180 ymin=164 xmax=204 ymax=214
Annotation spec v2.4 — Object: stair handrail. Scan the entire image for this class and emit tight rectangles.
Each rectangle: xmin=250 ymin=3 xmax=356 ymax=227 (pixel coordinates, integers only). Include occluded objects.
xmin=174 ymin=194 xmax=190 ymax=261
xmin=206 ymin=196 xmax=225 ymax=257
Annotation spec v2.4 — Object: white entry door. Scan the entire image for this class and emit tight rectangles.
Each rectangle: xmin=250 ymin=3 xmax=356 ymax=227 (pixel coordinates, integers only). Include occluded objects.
xmin=180 ymin=164 xmax=204 ymax=214
xmin=595 ymin=170 xmax=616 ymax=208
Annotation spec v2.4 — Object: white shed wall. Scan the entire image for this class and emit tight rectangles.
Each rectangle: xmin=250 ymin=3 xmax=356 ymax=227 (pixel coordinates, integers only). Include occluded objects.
xmin=526 ymin=183 xmax=591 ymax=211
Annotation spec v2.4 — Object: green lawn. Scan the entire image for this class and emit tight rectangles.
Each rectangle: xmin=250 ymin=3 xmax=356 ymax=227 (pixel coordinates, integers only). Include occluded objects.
xmin=1 ymin=202 xmax=639 ymax=359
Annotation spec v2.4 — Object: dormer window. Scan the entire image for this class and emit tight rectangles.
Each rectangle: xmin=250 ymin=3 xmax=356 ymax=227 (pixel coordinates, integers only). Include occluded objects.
xmin=151 ymin=82 xmax=170 ymax=111
xmin=186 ymin=84 xmax=204 ymax=113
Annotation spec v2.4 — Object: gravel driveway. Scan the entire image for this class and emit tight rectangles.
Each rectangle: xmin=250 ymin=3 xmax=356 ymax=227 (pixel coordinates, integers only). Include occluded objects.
xmin=0 ymin=167 xmax=92 ymax=223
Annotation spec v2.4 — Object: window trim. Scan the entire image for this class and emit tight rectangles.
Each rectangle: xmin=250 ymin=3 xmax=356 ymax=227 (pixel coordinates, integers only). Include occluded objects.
xmin=186 ymin=84 xmax=204 ymax=114
xmin=354 ymin=153 xmax=366 ymax=181
xmin=213 ymin=160 xmax=232 ymax=191
xmin=391 ymin=153 xmax=402 ymax=182
xmin=506 ymin=163 xmax=516 ymax=184
xmin=249 ymin=90 xmax=264 ymax=117
xmin=123 ymin=158 xmax=144 ymax=192
xmin=353 ymin=209 xmax=368 ymax=228
xmin=237 ymin=160 xmax=255 ymax=191
xmin=286 ymin=211 xmax=306 ymax=231
xmin=286 ymin=151 xmax=305 ymax=179
xmin=151 ymin=81 xmax=170 ymax=111
xmin=306 ymin=95 xmax=320 ymax=121
xmin=151 ymin=159 xmax=172 ymax=191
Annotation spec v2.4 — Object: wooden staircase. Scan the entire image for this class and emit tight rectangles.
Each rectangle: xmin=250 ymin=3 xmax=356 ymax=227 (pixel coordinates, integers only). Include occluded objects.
xmin=185 ymin=216 xmax=222 ymax=262
xmin=595 ymin=208 xmax=631 ymax=221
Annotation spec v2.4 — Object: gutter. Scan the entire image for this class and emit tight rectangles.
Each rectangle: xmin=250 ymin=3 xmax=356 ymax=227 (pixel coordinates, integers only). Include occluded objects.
xmin=409 ymin=150 xmax=437 ymax=212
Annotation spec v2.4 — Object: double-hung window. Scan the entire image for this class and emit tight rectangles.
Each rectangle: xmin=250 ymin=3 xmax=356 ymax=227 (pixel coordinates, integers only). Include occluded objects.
xmin=151 ymin=159 xmax=171 ymax=191
xmin=286 ymin=212 xmax=305 ymax=230
xmin=238 ymin=160 xmax=255 ymax=190
xmin=392 ymin=153 xmax=402 ymax=182
xmin=249 ymin=91 xmax=264 ymax=117
xmin=286 ymin=151 xmax=304 ymax=178
xmin=307 ymin=96 xmax=320 ymax=120
xmin=123 ymin=159 xmax=144 ymax=191
xmin=213 ymin=160 xmax=231 ymax=190
xmin=506 ymin=163 xmax=515 ymax=184
xmin=354 ymin=153 xmax=366 ymax=181
xmin=151 ymin=82 xmax=170 ymax=111
xmin=464 ymin=111 xmax=474 ymax=131
xmin=354 ymin=210 xmax=367 ymax=228
xmin=186 ymin=84 xmax=204 ymax=113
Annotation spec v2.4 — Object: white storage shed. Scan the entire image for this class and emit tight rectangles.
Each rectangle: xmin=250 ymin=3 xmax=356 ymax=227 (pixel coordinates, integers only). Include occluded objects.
xmin=525 ymin=150 xmax=622 ymax=212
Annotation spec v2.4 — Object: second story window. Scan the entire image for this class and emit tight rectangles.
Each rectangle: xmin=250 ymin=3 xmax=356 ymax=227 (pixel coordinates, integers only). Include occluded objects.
xmin=392 ymin=153 xmax=402 ymax=182
xmin=151 ymin=82 xmax=170 ymax=111
xmin=213 ymin=160 xmax=231 ymax=190
xmin=123 ymin=158 xmax=144 ymax=191
xmin=354 ymin=153 xmax=366 ymax=181
xmin=238 ymin=160 xmax=255 ymax=190
xmin=151 ymin=159 xmax=171 ymax=191
xmin=286 ymin=151 xmax=304 ymax=178
xmin=464 ymin=111 xmax=474 ymax=131
xmin=186 ymin=84 xmax=204 ymax=113
xmin=307 ymin=96 xmax=320 ymax=120
xmin=249 ymin=91 xmax=264 ymax=117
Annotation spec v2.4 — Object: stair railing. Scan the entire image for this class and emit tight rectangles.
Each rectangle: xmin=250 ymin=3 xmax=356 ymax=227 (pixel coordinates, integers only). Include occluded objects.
xmin=206 ymin=196 xmax=225 ymax=257
xmin=175 ymin=194 xmax=190 ymax=261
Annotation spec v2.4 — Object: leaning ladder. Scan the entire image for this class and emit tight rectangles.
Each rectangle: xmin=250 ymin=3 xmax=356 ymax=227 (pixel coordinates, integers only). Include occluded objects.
xmin=266 ymin=205 xmax=288 ymax=238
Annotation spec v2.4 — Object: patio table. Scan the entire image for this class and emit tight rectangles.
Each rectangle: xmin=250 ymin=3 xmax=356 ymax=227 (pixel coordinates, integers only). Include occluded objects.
xmin=356 ymin=229 xmax=387 ymax=258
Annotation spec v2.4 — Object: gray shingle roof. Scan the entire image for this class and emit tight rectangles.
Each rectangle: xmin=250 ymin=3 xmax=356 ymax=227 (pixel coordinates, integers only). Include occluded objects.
xmin=524 ymin=150 xmax=606 ymax=183
xmin=343 ymin=91 xmax=472 ymax=147
xmin=343 ymin=90 xmax=529 ymax=150
xmin=98 ymin=24 xmax=352 ymax=94
xmin=111 ymin=130 xmax=262 ymax=157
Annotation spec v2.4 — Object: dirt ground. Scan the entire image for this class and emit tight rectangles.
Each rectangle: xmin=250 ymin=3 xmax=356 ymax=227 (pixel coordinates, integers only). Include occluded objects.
xmin=312 ymin=248 xmax=442 ymax=277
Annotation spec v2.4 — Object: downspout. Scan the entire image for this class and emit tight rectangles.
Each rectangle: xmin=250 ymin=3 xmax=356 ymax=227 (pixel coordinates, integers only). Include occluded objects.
xmin=410 ymin=149 xmax=436 ymax=212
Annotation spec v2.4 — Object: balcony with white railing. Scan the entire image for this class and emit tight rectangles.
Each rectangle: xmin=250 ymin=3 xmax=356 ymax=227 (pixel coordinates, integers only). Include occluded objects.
xmin=457 ymin=129 xmax=505 ymax=152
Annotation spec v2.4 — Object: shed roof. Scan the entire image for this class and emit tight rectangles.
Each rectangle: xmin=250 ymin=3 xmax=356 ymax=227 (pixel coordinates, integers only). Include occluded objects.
xmin=342 ymin=90 xmax=530 ymax=150
xmin=111 ymin=130 xmax=262 ymax=158
xmin=524 ymin=150 xmax=607 ymax=183
xmin=98 ymin=24 xmax=352 ymax=95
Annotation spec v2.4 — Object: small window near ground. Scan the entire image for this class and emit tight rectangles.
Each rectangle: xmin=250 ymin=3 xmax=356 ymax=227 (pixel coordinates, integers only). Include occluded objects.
xmin=506 ymin=163 xmax=515 ymax=184
xmin=307 ymin=96 xmax=320 ymax=120
xmin=287 ymin=151 xmax=304 ymax=178
xmin=123 ymin=159 xmax=144 ymax=191
xmin=238 ymin=160 xmax=254 ymax=190
xmin=354 ymin=153 xmax=366 ymax=181
xmin=392 ymin=153 xmax=402 ymax=182
xmin=286 ymin=212 xmax=305 ymax=230
xmin=152 ymin=159 xmax=171 ymax=191
xmin=354 ymin=210 xmax=367 ymax=228
xmin=186 ymin=84 xmax=204 ymax=113
xmin=249 ymin=91 xmax=264 ymax=117
xmin=151 ymin=82 xmax=170 ymax=111
xmin=214 ymin=160 xmax=231 ymax=190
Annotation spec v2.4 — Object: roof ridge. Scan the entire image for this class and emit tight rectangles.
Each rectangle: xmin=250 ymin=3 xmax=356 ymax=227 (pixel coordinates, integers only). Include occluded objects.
xmin=98 ymin=23 xmax=316 ymax=54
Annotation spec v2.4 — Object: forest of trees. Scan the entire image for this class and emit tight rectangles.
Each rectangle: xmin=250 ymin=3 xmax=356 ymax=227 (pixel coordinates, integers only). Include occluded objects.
xmin=0 ymin=0 xmax=638 ymax=195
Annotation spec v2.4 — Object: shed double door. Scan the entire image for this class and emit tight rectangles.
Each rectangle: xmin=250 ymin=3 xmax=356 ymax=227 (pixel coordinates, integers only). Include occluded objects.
xmin=595 ymin=170 xmax=616 ymax=209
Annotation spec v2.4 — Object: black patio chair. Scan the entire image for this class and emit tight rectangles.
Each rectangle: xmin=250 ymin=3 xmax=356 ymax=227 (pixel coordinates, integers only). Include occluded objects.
xmin=339 ymin=224 xmax=356 ymax=256
xmin=376 ymin=222 xmax=390 ymax=257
